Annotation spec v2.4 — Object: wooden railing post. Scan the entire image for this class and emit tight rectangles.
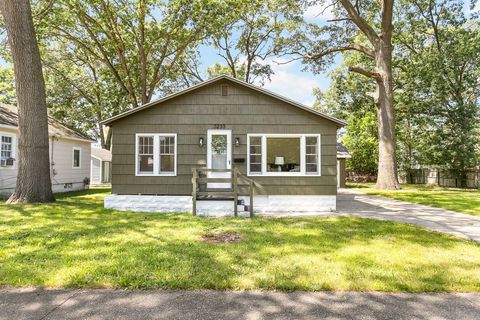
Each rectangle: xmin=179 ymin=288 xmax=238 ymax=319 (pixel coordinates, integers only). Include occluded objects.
xmin=249 ymin=179 xmax=254 ymax=217
xmin=192 ymin=168 xmax=197 ymax=216
xmin=233 ymin=168 xmax=238 ymax=217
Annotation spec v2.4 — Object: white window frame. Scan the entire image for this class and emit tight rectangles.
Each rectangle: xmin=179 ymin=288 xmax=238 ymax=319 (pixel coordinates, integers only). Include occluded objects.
xmin=0 ymin=133 xmax=16 ymax=169
xmin=72 ymin=147 xmax=82 ymax=169
xmin=246 ymin=134 xmax=321 ymax=177
xmin=135 ymin=133 xmax=177 ymax=177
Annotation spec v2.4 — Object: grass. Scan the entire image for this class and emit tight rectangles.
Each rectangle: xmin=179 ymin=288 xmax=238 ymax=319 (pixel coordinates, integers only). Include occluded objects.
xmin=349 ymin=183 xmax=480 ymax=216
xmin=1 ymin=188 xmax=480 ymax=292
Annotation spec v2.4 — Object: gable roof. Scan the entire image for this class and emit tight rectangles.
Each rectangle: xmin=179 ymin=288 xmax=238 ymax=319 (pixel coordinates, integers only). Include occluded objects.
xmin=0 ymin=103 xmax=95 ymax=142
xmin=101 ymin=75 xmax=347 ymax=127
xmin=337 ymin=142 xmax=351 ymax=159
xmin=91 ymin=147 xmax=112 ymax=161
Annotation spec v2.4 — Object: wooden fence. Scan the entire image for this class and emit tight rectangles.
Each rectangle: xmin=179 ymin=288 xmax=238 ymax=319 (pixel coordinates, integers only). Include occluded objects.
xmin=399 ymin=168 xmax=480 ymax=189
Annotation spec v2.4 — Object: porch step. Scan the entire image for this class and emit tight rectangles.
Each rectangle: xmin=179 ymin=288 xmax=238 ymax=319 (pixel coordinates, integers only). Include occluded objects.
xmin=197 ymin=191 xmax=234 ymax=197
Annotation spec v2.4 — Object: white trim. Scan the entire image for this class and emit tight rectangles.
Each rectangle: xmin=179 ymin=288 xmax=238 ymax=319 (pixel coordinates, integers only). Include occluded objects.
xmin=0 ymin=124 xmax=17 ymax=130
xmin=72 ymin=147 xmax=82 ymax=169
xmin=246 ymin=134 xmax=321 ymax=177
xmin=135 ymin=133 xmax=177 ymax=177
xmin=0 ymin=132 xmax=16 ymax=169
xmin=207 ymin=129 xmax=232 ymax=188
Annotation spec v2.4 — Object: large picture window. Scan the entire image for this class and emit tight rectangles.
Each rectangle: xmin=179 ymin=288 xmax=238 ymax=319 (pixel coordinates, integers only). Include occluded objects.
xmin=247 ymin=134 xmax=321 ymax=176
xmin=136 ymin=134 xmax=177 ymax=176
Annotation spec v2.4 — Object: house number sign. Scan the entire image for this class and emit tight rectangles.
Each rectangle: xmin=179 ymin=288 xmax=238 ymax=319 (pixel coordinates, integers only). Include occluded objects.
xmin=213 ymin=124 xmax=226 ymax=129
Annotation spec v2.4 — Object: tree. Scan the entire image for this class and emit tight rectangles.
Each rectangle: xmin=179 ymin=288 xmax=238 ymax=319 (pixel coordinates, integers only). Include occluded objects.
xmin=41 ymin=42 xmax=129 ymax=150
xmin=313 ymin=55 xmax=378 ymax=175
xmin=313 ymin=0 xmax=480 ymax=186
xmin=37 ymin=0 xmax=229 ymax=108
xmin=29 ymin=0 xmax=229 ymax=149
xmin=0 ymin=65 xmax=15 ymax=104
xmin=210 ymin=0 xmax=303 ymax=84
xmin=395 ymin=0 xmax=480 ymax=185
xmin=0 ymin=0 xmax=54 ymax=203
xmin=283 ymin=0 xmax=400 ymax=189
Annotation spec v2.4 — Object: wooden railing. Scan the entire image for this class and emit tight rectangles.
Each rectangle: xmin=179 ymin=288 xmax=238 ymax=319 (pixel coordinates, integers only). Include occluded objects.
xmin=192 ymin=167 xmax=255 ymax=217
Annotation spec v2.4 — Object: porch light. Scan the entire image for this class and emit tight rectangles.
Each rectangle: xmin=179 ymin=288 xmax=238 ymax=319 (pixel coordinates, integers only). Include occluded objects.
xmin=199 ymin=137 xmax=204 ymax=147
xmin=234 ymin=137 xmax=240 ymax=147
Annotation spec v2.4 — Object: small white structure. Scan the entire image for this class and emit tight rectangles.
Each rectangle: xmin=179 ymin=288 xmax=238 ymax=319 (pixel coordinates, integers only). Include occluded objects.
xmin=91 ymin=147 xmax=112 ymax=185
xmin=0 ymin=103 xmax=94 ymax=196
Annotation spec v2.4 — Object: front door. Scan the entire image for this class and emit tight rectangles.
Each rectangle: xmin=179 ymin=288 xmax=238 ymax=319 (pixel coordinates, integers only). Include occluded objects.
xmin=207 ymin=129 xmax=232 ymax=189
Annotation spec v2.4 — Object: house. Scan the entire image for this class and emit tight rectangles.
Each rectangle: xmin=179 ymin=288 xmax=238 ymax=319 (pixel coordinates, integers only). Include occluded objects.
xmin=0 ymin=103 xmax=94 ymax=196
xmin=102 ymin=75 xmax=346 ymax=215
xmin=91 ymin=147 xmax=112 ymax=184
xmin=336 ymin=142 xmax=351 ymax=188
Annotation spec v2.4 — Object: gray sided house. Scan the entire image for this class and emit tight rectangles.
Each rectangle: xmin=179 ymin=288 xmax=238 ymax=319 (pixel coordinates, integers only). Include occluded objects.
xmin=102 ymin=76 xmax=346 ymax=216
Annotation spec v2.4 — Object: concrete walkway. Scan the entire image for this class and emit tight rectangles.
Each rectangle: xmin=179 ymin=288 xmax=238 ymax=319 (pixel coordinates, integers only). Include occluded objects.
xmin=1 ymin=288 xmax=479 ymax=320
xmin=335 ymin=189 xmax=480 ymax=242
xmin=259 ymin=189 xmax=480 ymax=242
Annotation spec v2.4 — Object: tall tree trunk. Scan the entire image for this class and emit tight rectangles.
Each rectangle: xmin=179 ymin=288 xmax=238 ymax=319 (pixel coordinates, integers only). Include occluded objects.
xmin=374 ymin=40 xmax=400 ymax=189
xmin=1 ymin=0 xmax=55 ymax=203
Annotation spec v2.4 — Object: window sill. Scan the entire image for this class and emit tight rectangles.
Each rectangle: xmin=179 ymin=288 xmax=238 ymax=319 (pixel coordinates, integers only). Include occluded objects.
xmin=247 ymin=173 xmax=321 ymax=177
xmin=135 ymin=173 xmax=177 ymax=177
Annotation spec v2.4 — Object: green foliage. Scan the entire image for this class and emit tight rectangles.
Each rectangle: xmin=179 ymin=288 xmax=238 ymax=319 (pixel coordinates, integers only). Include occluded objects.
xmin=1 ymin=188 xmax=480 ymax=291
xmin=343 ymin=112 xmax=378 ymax=175
xmin=314 ymin=54 xmax=378 ymax=175
xmin=209 ymin=0 xmax=303 ymax=84
xmin=315 ymin=0 xmax=480 ymax=177
xmin=206 ymin=62 xmax=247 ymax=79
xmin=0 ymin=66 xmax=15 ymax=105
xmin=395 ymin=0 xmax=480 ymax=178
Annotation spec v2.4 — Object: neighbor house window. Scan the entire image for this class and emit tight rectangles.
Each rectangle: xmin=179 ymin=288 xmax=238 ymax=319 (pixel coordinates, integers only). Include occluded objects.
xmin=247 ymin=134 xmax=320 ymax=176
xmin=136 ymin=134 xmax=177 ymax=176
xmin=1 ymin=135 xmax=15 ymax=167
xmin=72 ymin=148 xmax=81 ymax=168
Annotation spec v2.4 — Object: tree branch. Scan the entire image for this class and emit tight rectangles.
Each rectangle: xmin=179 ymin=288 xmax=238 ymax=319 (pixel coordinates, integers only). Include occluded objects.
xmin=348 ymin=66 xmax=381 ymax=79
xmin=306 ymin=44 xmax=375 ymax=60
xmin=338 ymin=0 xmax=379 ymax=46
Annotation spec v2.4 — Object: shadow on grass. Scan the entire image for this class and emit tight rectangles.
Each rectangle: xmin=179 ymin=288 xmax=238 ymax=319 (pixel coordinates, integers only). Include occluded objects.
xmin=1 ymin=189 xmax=480 ymax=292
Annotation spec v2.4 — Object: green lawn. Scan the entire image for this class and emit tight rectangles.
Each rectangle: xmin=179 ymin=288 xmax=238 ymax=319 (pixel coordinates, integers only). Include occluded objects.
xmin=1 ymin=188 xmax=480 ymax=292
xmin=349 ymin=183 xmax=480 ymax=216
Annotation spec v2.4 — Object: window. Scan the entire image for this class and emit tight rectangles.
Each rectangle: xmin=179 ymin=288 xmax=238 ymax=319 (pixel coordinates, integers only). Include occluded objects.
xmin=136 ymin=134 xmax=177 ymax=176
xmin=72 ymin=148 xmax=81 ymax=168
xmin=159 ymin=136 xmax=175 ymax=173
xmin=305 ymin=136 xmax=319 ymax=174
xmin=249 ymin=136 xmax=262 ymax=173
xmin=247 ymin=134 xmax=320 ymax=176
xmin=138 ymin=136 xmax=154 ymax=173
xmin=266 ymin=137 xmax=300 ymax=173
xmin=1 ymin=135 xmax=15 ymax=167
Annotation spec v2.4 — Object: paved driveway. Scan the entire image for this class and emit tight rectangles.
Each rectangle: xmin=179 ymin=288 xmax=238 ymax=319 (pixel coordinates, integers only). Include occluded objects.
xmin=1 ymin=288 xmax=479 ymax=320
xmin=336 ymin=189 xmax=480 ymax=242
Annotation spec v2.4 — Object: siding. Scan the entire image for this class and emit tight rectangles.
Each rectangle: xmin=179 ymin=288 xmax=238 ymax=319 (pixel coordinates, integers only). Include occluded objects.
xmin=91 ymin=157 xmax=102 ymax=183
xmin=0 ymin=126 xmax=91 ymax=195
xmin=50 ymin=137 xmax=91 ymax=186
xmin=111 ymin=79 xmax=339 ymax=196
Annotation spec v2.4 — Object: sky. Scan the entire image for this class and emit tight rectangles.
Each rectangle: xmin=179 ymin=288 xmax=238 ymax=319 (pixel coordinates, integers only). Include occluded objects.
xmin=196 ymin=3 xmax=340 ymax=107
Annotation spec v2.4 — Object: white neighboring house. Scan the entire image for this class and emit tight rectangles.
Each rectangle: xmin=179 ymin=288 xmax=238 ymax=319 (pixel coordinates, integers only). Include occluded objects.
xmin=91 ymin=147 xmax=112 ymax=185
xmin=0 ymin=103 xmax=95 ymax=196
